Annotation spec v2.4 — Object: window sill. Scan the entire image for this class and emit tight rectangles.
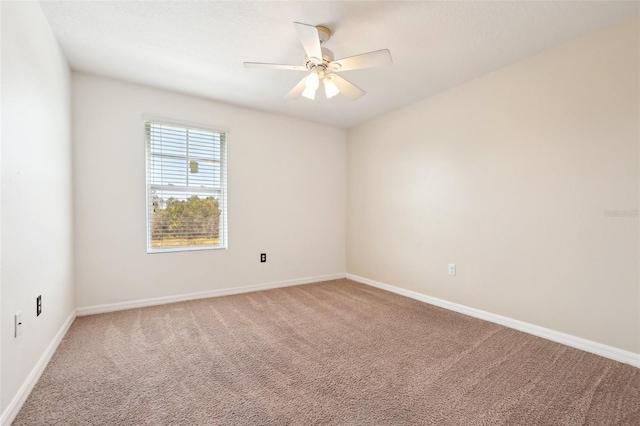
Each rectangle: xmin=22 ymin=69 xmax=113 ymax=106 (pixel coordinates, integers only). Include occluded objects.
xmin=147 ymin=245 xmax=227 ymax=254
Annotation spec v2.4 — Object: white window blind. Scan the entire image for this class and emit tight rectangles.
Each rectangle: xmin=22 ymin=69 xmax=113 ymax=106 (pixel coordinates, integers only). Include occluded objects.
xmin=145 ymin=121 xmax=227 ymax=252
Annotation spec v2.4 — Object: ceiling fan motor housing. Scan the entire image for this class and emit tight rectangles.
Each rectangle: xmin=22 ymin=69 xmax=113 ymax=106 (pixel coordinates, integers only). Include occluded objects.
xmin=304 ymin=47 xmax=336 ymax=73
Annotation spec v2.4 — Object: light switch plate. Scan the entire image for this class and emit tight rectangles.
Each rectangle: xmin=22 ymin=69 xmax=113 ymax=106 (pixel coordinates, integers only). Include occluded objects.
xmin=15 ymin=311 xmax=23 ymax=337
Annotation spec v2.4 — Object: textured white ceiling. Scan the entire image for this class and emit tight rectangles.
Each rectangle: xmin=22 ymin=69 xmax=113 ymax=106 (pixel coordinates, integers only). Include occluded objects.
xmin=40 ymin=1 xmax=639 ymax=128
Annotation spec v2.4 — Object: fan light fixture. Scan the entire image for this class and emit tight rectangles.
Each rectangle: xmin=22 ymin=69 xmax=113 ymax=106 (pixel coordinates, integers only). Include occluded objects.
xmin=302 ymin=72 xmax=341 ymax=100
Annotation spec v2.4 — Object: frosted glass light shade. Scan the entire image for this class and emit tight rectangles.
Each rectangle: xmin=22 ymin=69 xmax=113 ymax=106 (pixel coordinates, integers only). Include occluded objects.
xmin=305 ymin=72 xmax=319 ymax=89
xmin=302 ymin=87 xmax=316 ymax=100
xmin=324 ymin=78 xmax=340 ymax=98
xmin=302 ymin=72 xmax=319 ymax=99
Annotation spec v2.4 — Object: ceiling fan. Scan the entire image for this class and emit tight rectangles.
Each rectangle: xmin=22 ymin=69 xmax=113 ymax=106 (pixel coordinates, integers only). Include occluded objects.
xmin=244 ymin=22 xmax=393 ymax=101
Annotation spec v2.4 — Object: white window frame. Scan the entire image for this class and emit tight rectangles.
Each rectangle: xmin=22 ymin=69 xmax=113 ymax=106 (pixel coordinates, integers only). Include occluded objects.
xmin=144 ymin=117 xmax=228 ymax=253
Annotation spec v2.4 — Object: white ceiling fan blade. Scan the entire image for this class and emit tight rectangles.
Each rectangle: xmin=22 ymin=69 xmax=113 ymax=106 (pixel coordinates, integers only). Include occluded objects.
xmin=331 ymin=74 xmax=365 ymax=100
xmin=244 ymin=62 xmax=307 ymax=71
xmin=285 ymin=76 xmax=309 ymax=100
xmin=293 ymin=22 xmax=323 ymax=64
xmin=330 ymin=49 xmax=392 ymax=72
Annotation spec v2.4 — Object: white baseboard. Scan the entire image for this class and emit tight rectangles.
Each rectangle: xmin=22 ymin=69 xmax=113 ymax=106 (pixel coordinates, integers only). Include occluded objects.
xmin=1 ymin=310 xmax=77 ymax=426
xmin=346 ymin=273 xmax=640 ymax=368
xmin=77 ymin=273 xmax=347 ymax=316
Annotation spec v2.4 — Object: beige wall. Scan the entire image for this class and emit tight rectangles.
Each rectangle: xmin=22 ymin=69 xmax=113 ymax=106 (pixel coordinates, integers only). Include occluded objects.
xmin=1 ymin=1 xmax=75 ymax=414
xmin=347 ymin=18 xmax=639 ymax=353
xmin=73 ymin=73 xmax=346 ymax=308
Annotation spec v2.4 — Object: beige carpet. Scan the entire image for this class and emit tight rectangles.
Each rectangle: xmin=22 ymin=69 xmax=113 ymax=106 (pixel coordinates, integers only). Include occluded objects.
xmin=14 ymin=279 xmax=640 ymax=425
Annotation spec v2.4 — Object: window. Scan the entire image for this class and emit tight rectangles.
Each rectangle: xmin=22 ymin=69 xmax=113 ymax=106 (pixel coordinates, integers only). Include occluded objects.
xmin=145 ymin=120 xmax=227 ymax=252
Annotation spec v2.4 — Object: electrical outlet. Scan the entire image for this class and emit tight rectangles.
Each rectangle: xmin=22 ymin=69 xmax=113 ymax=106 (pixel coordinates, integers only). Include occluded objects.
xmin=448 ymin=264 xmax=456 ymax=276
xmin=15 ymin=312 xmax=23 ymax=337
xmin=260 ymin=253 xmax=266 ymax=263
xmin=36 ymin=295 xmax=42 ymax=316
